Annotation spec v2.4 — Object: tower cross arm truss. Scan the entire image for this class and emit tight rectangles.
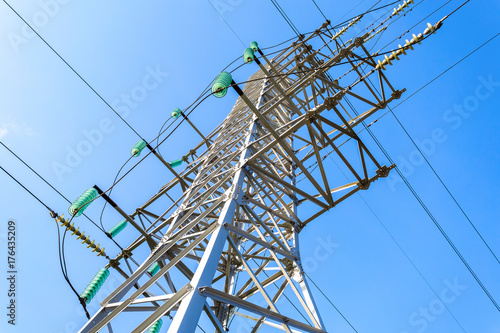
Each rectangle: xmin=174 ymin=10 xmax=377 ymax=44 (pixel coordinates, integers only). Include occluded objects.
xmin=80 ymin=17 xmax=413 ymax=333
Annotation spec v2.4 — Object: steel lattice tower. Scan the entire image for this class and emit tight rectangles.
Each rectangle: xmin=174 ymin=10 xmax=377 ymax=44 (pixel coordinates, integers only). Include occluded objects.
xmin=79 ymin=8 xmax=437 ymax=332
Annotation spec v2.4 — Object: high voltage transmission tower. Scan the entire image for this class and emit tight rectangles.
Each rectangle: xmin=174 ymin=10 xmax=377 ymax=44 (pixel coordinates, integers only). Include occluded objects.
xmin=68 ymin=2 xmax=447 ymax=332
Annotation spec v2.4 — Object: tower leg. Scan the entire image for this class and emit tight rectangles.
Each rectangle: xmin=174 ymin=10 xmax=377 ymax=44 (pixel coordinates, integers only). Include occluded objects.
xmin=167 ymin=200 xmax=237 ymax=333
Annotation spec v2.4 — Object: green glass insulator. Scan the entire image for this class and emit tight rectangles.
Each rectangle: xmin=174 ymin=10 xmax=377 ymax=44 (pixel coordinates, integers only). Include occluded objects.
xmin=250 ymin=41 xmax=259 ymax=52
xmin=131 ymin=139 xmax=147 ymax=157
xmin=80 ymin=268 xmax=110 ymax=304
xmin=171 ymin=108 xmax=182 ymax=119
xmin=168 ymin=159 xmax=182 ymax=168
xmin=147 ymin=319 xmax=163 ymax=333
xmin=108 ymin=220 xmax=127 ymax=238
xmin=147 ymin=262 xmax=160 ymax=276
xmin=69 ymin=188 xmax=98 ymax=217
xmin=243 ymin=48 xmax=255 ymax=63
xmin=211 ymin=71 xmax=232 ymax=98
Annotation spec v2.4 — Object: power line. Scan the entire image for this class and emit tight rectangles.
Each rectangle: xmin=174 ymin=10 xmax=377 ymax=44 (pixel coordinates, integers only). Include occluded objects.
xmin=1 ymin=0 xmax=398 ymax=214
xmin=325 ymin=153 xmax=467 ymax=332
xmin=262 ymin=1 xmax=401 ymax=53
xmin=340 ymin=0 xmax=400 ymax=27
xmin=304 ymin=272 xmax=359 ymax=333
xmin=389 ymin=31 xmax=500 ymax=112
xmin=351 ymin=85 xmax=500 ymax=313
xmin=232 ymin=34 xmax=434 ymax=87
xmin=334 ymin=0 xmax=370 ymax=25
xmin=305 ymin=29 xmax=500 ymax=278
xmin=63 ymin=20 xmax=441 ymax=222
xmin=0 ymin=141 xmax=67 ymax=204
xmin=339 ymin=16 xmax=500 ymax=309
xmin=357 ymin=2 xmax=499 ymax=263
xmin=367 ymin=0 xmax=383 ymax=11
xmin=2 ymin=0 xmax=408 ymax=215
xmin=0 ymin=164 xmax=91 ymax=318
xmin=234 ymin=4 xmax=496 ymax=109
xmin=388 ymin=110 xmax=500 ymax=264
xmin=311 ymin=0 xmax=328 ymax=21
xmin=373 ymin=0 xmax=451 ymax=55
xmin=369 ymin=129 xmax=500 ymax=313
xmin=0 ymin=141 xmax=106 ymax=231
xmin=358 ymin=193 xmax=468 ymax=332
xmin=99 ymin=158 xmax=130 ymax=232
xmin=206 ymin=0 xmax=246 ymax=47
xmin=270 ymin=0 xmax=301 ymax=37
xmin=327 ymin=1 xmax=500 ymax=312
xmin=20 ymin=36 xmax=298 ymax=213
xmin=0 ymin=140 xmax=127 ymax=251
xmin=0 ymin=165 xmax=54 ymax=212
xmin=2 ymin=1 xmax=144 ymax=141
xmin=332 ymin=32 xmax=500 ymax=160
xmin=1 ymin=2 xmax=481 ymax=330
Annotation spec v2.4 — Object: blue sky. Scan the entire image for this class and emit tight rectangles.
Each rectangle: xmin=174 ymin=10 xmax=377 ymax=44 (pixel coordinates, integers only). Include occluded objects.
xmin=0 ymin=0 xmax=499 ymax=332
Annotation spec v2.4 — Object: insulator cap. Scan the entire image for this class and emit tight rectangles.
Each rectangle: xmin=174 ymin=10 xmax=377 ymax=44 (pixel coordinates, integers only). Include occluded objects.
xmin=171 ymin=108 xmax=182 ymax=119
xmin=244 ymin=48 xmax=255 ymax=63
xmin=69 ymin=188 xmax=98 ymax=217
xmin=250 ymin=41 xmax=259 ymax=51
xmin=211 ymin=71 xmax=232 ymax=98
xmin=168 ymin=159 xmax=183 ymax=168
xmin=131 ymin=139 xmax=147 ymax=157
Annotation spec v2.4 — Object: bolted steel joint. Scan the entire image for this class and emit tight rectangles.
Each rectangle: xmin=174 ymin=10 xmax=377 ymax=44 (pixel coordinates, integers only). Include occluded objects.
xmin=357 ymin=179 xmax=371 ymax=190
xmin=377 ymin=165 xmax=392 ymax=178
xmin=324 ymin=96 xmax=338 ymax=110
xmin=122 ymin=249 xmax=133 ymax=259
xmin=108 ymin=258 xmax=121 ymax=268
xmin=391 ymin=89 xmax=404 ymax=100
xmin=338 ymin=48 xmax=349 ymax=58
xmin=353 ymin=37 xmax=365 ymax=46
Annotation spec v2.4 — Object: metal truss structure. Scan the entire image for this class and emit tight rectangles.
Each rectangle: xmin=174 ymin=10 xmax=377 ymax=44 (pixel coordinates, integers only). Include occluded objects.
xmin=78 ymin=13 xmax=426 ymax=332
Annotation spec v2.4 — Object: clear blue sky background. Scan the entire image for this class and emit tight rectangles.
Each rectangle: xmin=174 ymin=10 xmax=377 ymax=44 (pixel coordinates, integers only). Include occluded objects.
xmin=0 ymin=0 xmax=499 ymax=332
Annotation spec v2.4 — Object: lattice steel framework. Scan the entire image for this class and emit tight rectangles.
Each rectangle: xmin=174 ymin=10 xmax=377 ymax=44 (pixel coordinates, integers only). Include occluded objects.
xmin=78 ymin=11 xmax=433 ymax=332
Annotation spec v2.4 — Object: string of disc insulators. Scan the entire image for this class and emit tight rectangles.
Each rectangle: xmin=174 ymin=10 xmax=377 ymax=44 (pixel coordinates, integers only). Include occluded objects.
xmin=330 ymin=16 xmax=362 ymax=42
xmin=366 ymin=0 xmax=416 ymax=44
xmin=56 ymin=214 xmax=106 ymax=257
xmin=341 ymin=0 xmax=414 ymax=49
xmin=365 ymin=25 xmax=388 ymax=43
xmin=393 ymin=0 xmax=414 ymax=16
xmin=313 ymin=16 xmax=362 ymax=58
xmin=375 ymin=22 xmax=438 ymax=70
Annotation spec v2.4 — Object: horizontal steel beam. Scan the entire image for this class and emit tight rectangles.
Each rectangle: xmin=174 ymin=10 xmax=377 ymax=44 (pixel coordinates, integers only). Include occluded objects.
xmin=199 ymin=287 xmax=326 ymax=333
